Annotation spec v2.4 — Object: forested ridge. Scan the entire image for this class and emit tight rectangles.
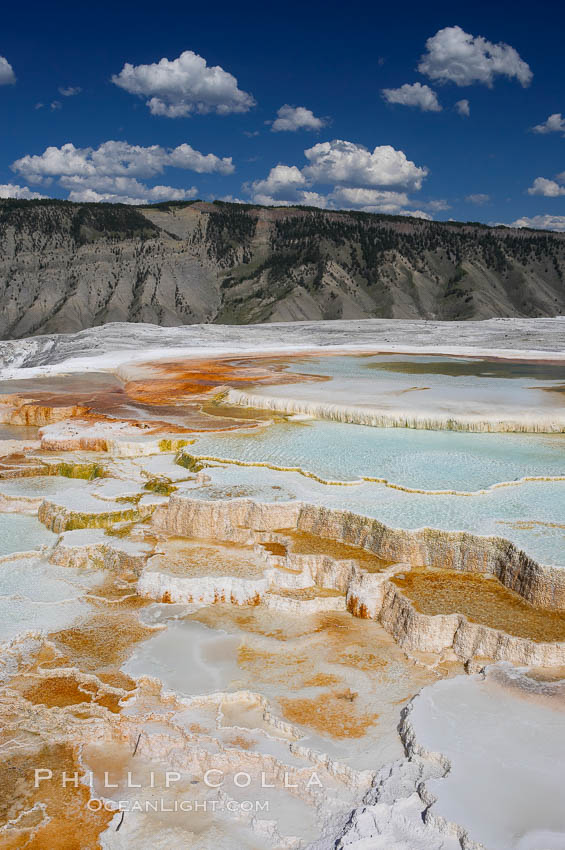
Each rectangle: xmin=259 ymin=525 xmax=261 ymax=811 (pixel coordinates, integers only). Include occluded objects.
xmin=0 ymin=198 xmax=563 ymax=337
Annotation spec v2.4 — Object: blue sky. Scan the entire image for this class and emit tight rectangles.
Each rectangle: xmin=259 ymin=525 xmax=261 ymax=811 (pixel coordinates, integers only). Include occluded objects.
xmin=1 ymin=0 xmax=564 ymax=229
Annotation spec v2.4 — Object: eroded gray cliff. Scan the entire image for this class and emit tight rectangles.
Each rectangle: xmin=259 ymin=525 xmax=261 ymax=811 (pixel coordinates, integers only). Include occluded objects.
xmin=1 ymin=199 xmax=564 ymax=338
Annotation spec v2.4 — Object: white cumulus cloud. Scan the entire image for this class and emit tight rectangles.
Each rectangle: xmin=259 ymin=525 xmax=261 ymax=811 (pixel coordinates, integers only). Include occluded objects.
xmin=249 ymin=165 xmax=307 ymax=205
xmin=11 ymin=140 xmax=232 ymax=204
xmin=67 ymin=183 xmax=198 ymax=205
xmin=166 ymin=143 xmax=234 ymax=173
xmin=508 ymin=215 xmax=565 ymax=232
xmin=418 ymin=26 xmax=532 ymax=87
xmin=251 ymin=192 xmax=329 ymax=209
xmin=303 ymin=140 xmax=428 ymax=190
xmin=331 ymin=187 xmax=411 ymax=213
xmin=271 ymin=105 xmax=326 ymax=131
xmin=248 ymin=166 xmax=330 ymax=209
xmin=216 ymin=194 xmax=249 ymax=204
xmin=382 ymin=83 xmax=442 ymax=112
xmin=0 ymin=56 xmax=15 ymax=85
xmin=399 ymin=209 xmax=433 ymax=220
xmin=532 ymin=113 xmax=565 ymax=135
xmin=12 ymin=140 xmax=234 ymax=184
xmin=246 ymin=139 xmax=429 ymax=212
xmin=0 ymin=184 xmax=47 ymax=199
xmin=246 ymin=178 xmax=434 ymax=216
xmin=527 ymin=177 xmax=565 ymax=197
xmin=455 ymin=99 xmax=470 ymax=116
xmin=111 ymin=50 xmax=255 ymax=117
xmin=298 ymin=191 xmax=330 ymax=208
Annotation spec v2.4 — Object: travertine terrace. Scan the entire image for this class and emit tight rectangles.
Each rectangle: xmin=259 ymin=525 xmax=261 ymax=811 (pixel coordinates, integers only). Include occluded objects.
xmin=0 ymin=318 xmax=564 ymax=849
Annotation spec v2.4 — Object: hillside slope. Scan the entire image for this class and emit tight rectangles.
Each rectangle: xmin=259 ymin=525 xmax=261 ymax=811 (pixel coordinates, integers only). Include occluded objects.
xmin=0 ymin=199 xmax=564 ymax=338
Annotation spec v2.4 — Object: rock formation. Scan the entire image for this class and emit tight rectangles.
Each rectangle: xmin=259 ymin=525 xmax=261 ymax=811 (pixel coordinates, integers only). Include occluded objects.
xmin=1 ymin=199 xmax=564 ymax=338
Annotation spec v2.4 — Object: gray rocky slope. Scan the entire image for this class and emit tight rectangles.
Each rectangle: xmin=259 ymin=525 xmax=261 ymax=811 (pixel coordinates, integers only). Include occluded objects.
xmin=1 ymin=199 xmax=564 ymax=338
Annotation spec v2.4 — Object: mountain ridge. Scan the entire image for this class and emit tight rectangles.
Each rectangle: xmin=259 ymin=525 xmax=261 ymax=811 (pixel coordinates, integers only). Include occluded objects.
xmin=1 ymin=198 xmax=563 ymax=338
